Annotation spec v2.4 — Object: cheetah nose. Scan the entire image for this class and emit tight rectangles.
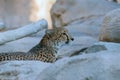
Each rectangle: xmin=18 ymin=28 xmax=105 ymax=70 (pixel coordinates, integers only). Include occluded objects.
xmin=71 ymin=38 xmax=74 ymax=41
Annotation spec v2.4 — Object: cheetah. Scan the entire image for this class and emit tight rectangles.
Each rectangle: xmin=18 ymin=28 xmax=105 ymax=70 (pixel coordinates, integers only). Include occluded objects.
xmin=0 ymin=27 xmax=74 ymax=63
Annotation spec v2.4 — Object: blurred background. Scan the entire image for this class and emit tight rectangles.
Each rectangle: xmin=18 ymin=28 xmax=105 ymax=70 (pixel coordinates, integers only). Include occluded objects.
xmin=0 ymin=0 xmax=120 ymax=80
xmin=0 ymin=0 xmax=56 ymax=29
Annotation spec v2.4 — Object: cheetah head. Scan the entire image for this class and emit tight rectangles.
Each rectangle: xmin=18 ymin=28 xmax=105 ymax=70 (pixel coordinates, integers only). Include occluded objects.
xmin=43 ymin=27 xmax=74 ymax=47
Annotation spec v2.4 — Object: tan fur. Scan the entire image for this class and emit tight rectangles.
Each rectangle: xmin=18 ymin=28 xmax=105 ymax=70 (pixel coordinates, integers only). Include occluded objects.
xmin=0 ymin=27 xmax=74 ymax=63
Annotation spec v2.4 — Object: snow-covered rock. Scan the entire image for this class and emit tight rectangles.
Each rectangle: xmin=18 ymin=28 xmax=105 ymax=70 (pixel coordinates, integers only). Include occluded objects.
xmin=99 ymin=9 xmax=120 ymax=43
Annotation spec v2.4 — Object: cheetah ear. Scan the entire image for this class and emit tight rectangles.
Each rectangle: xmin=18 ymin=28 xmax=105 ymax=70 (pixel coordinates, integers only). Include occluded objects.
xmin=45 ymin=29 xmax=53 ymax=34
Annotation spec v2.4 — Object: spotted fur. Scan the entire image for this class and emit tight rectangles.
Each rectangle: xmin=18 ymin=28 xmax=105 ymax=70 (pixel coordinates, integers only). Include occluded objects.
xmin=0 ymin=27 xmax=74 ymax=63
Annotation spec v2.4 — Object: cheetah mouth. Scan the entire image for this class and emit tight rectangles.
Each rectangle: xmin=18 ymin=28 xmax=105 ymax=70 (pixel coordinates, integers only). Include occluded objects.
xmin=65 ymin=38 xmax=74 ymax=44
xmin=65 ymin=41 xmax=69 ymax=44
xmin=71 ymin=38 xmax=74 ymax=41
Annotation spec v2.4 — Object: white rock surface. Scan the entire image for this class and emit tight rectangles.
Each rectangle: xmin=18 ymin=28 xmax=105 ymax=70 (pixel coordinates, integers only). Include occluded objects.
xmin=99 ymin=8 xmax=120 ymax=43
xmin=0 ymin=37 xmax=41 ymax=52
xmin=0 ymin=19 xmax=47 ymax=45
xmin=36 ymin=48 xmax=120 ymax=80
xmin=95 ymin=42 xmax=120 ymax=51
xmin=0 ymin=1 xmax=120 ymax=80
xmin=51 ymin=0 xmax=120 ymax=27
xmin=51 ymin=0 xmax=120 ymax=37
xmin=0 ymin=22 xmax=5 ymax=30
xmin=0 ymin=61 xmax=51 ymax=80
xmin=58 ymin=36 xmax=98 ymax=56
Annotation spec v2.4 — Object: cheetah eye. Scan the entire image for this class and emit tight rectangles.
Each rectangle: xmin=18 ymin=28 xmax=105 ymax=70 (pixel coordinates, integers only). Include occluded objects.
xmin=62 ymin=33 xmax=66 ymax=35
